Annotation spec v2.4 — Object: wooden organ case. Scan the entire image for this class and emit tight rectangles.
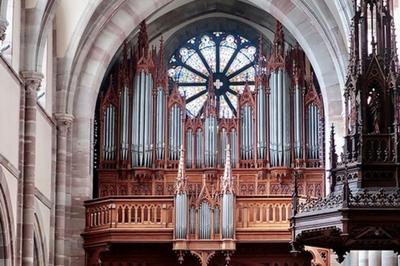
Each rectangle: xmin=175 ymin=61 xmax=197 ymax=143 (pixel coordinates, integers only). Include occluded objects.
xmin=83 ymin=21 xmax=328 ymax=266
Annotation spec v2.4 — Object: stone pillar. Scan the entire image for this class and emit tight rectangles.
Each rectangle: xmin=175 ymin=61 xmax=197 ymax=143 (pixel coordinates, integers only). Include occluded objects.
xmin=54 ymin=114 xmax=74 ymax=266
xmin=381 ymin=251 xmax=397 ymax=266
xmin=368 ymin=251 xmax=381 ymax=266
xmin=359 ymin=250 xmax=369 ymax=266
xmin=21 ymin=71 xmax=43 ymax=266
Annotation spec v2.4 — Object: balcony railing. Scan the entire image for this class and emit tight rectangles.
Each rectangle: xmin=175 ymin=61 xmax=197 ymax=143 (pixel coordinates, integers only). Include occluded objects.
xmin=85 ymin=196 xmax=294 ymax=242
xmin=85 ymin=196 xmax=174 ymax=231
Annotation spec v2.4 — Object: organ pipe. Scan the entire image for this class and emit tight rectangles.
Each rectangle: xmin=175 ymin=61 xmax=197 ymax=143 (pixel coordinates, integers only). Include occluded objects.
xmin=205 ymin=116 xmax=217 ymax=167
xmin=257 ymin=86 xmax=267 ymax=160
xmin=103 ymin=105 xmax=116 ymax=161
xmin=199 ymin=201 xmax=211 ymax=239
xmin=186 ymin=129 xmax=194 ymax=168
xmin=240 ymin=104 xmax=254 ymax=160
xmin=307 ymin=104 xmax=320 ymax=160
xmin=131 ymin=70 xmax=154 ymax=167
xmin=120 ymin=87 xmax=129 ymax=161
xmin=169 ymin=104 xmax=183 ymax=161
xmin=230 ymin=129 xmax=237 ymax=167
xmin=195 ymin=129 xmax=203 ymax=168
xmin=221 ymin=144 xmax=235 ymax=239
xmin=156 ymin=87 xmax=166 ymax=161
xmin=220 ymin=128 xmax=228 ymax=165
xmin=269 ymin=69 xmax=291 ymax=167
xmin=174 ymin=148 xmax=188 ymax=239
xmin=294 ymin=85 xmax=303 ymax=159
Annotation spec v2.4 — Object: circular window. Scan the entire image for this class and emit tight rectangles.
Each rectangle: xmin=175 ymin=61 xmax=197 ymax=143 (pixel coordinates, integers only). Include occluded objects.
xmin=168 ymin=32 xmax=257 ymax=118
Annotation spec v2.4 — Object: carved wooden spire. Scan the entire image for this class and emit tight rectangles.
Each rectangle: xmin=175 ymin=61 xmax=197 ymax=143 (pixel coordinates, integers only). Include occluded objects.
xmin=255 ymin=34 xmax=268 ymax=88
xmin=156 ymin=36 xmax=168 ymax=90
xmin=267 ymin=20 xmax=286 ymax=72
xmin=175 ymin=146 xmax=186 ymax=194
xmin=221 ymin=144 xmax=233 ymax=193
xmin=273 ymin=21 xmax=284 ymax=57
xmin=137 ymin=20 xmax=149 ymax=60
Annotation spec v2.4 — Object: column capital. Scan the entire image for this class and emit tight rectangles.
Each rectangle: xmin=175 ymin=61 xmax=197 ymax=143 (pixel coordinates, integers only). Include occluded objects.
xmin=21 ymin=71 xmax=44 ymax=95
xmin=54 ymin=113 xmax=74 ymax=135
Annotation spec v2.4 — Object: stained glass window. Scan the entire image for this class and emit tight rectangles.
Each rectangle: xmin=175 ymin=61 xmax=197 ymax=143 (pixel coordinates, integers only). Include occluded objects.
xmin=169 ymin=32 xmax=257 ymax=118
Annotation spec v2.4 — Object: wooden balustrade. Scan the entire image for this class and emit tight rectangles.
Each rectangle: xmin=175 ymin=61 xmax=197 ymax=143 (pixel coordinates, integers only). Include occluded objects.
xmin=85 ymin=196 xmax=174 ymax=231
xmin=85 ymin=196 xmax=294 ymax=233
xmin=236 ymin=197 xmax=291 ymax=230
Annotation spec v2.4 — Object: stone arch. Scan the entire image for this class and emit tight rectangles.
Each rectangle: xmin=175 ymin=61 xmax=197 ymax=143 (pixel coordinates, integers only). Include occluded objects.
xmin=58 ymin=0 xmax=350 ymax=262
xmin=20 ymin=0 xmax=57 ymax=72
xmin=0 ymin=167 xmax=15 ymax=266
xmin=33 ymin=207 xmax=47 ymax=266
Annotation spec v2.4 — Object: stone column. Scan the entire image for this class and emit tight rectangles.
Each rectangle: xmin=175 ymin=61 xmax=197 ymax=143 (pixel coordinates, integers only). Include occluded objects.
xmin=381 ymin=251 xmax=397 ymax=266
xmin=54 ymin=114 xmax=73 ymax=266
xmin=368 ymin=251 xmax=381 ymax=266
xmin=21 ymin=71 xmax=43 ymax=266
xmin=359 ymin=250 xmax=369 ymax=266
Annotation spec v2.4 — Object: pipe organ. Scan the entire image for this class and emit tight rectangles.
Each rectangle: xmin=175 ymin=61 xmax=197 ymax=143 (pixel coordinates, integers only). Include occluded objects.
xmin=89 ymin=20 xmax=327 ymax=265
xmin=96 ymin=20 xmax=325 ymax=194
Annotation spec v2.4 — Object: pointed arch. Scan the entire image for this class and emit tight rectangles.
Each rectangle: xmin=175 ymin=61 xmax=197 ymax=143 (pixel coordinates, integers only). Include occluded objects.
xmin=0 ymin=167 xmax=15 ymax=266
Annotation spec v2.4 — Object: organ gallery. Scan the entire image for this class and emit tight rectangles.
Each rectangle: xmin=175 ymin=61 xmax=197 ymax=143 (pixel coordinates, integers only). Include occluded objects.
xmin=83 ymin=20 xmax=327 ymax=265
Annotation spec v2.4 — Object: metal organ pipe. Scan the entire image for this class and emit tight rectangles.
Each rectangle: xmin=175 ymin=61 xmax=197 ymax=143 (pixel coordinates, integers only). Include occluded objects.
xmin=120 ymin=87 xmax=129 ymax=161
xmin=257 ymin=86 xmax=267 ymax=160
xmin=131 ymin=70 xmax=154 ymax=167
xmin=283 ymin=71 xmax=290 ymax=166
xmin=169 ymin=105 xmax=183 ymax=161
xmin=205 ymin=117 xmax=217 ymax=167
xmin=220 ymin=129 xmax=227 ymax=165
xmin=244 ymin=105 xmax=254 ymax=160
xmin=196 ymin=129 xmax=203 ymax=168
xmin=186 ymin=129 xmax=193 ymax=168
xmin=269 ymin=69 xmax=291 ymax=167
xmin=103 ymin=105 xmax=116 ymax=161
xmin=307 ymin=104 xmax=320 ymax=160
xmin=230 ymin=129 xmax=237 ymax=167
xmin=294 ymin=85 xmax=303 ymax=159
xmin=199 ymin=202 xmax=211 ymax=239
xmin=156 ymin=88 xmax=166 ymax=161
xmin=175 ymin=193 xmax=188 ymax=239
xmin=222 ymin=193 xmax=234 ymax=239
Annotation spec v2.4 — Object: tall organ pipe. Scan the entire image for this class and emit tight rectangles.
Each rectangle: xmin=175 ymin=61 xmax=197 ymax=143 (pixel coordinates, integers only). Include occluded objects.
xmin=240 ymin=105 xmax=253 ymax=160
xmin=220 ymin=128 xmax=228 ymax=165
xmin=199 ymin=202 xmax=211 ymax=239
xmin=120 ymin=87 xmax=129 ymax=161
xmin=257 ymin=86 xmax=267 ymax=160
xmin=269 ymin=69 xmax=291 ymax=166
xmin=307 ymin=104 xmax=320 ymax=160
xmin=294 ymin=85 xmax=303 ymax=159
xmin=205 ymin=117 xmax=217 ymax=167
xmin=230 ymin=129 xmax=237 ymax=167
xmin=186 ymin=129 xmax=193 ymax=168
xmin=175 ymin=193 xmax=188 ymax=239
xmin=103 ymin=105 xmax=116 ymax=161
xmin=196 ymin=129 xmax=203 ymax=168
xmin=169 ymin=105 xmax=183 ymax=161
xmin=156 ymin=88 xmax=166 ymax=161
xmin=131 ymin=70 xmax=154 ymax=167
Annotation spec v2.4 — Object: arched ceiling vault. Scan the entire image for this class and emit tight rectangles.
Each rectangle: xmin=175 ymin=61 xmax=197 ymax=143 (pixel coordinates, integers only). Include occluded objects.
xmin=56 ymin=0 xmax=349 ymax=135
